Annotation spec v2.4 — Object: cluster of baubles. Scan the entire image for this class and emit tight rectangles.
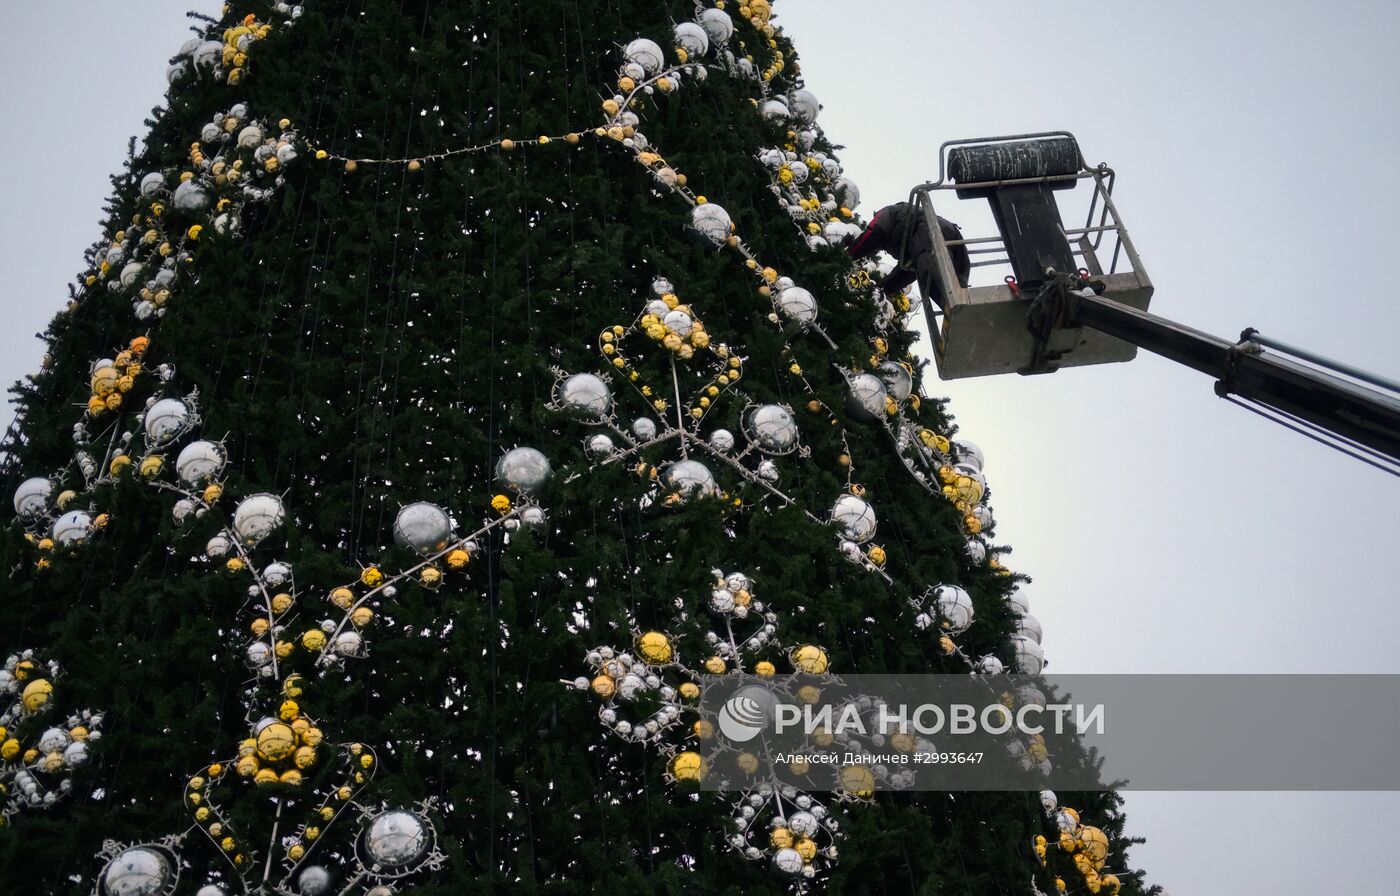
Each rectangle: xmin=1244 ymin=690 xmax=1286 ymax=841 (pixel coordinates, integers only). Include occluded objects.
xmin=164 ymin=11 xmax=291 ymax=88
xmin=576 ymin=634 xmax=688 ymax=744
xmin=0 ymin=652 xmax=103 ymax=823
xmin=844 ymin=358 xmax=917 ymax=423
xmin=732 ymin=787 xmax=841 ymax=883
xmin=1034 ymin=791 xmax=1124 ymax=894
xmin=82 ymin=335 xmax=152 ymax=418
xmin=754 ymin=120 xmax=866 ymax=250
xmin=225 ymin=685 xmax=328 ymax=790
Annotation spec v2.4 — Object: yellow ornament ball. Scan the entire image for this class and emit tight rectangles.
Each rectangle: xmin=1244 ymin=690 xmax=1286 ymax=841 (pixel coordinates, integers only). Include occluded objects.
xmin=839 ymin=764 xmax=875 ymax=798
xmin=737 ymin=751 xmax=760 ymax=774
xmin=359 ymin=566 xmax=384 ymax=587
xmin=868 ymin=545 xmax=887 ymax=566
xmin=270 ymin=592 xmax=294 ymax=615
xmin=109 ymin=454 xmax=133 ymax=476
xmin=790 ymin=645 xmax=829 ymax=674
xmin=590 ymin=674 xmax=616 ymax=699
xmin=302 ymin=727 xmax=324 ymax=747
xmin=794 ymin=837 xmax=818 ymax=861
xmin=636 ymin=631 xmax=673 ymax=665
xmin=300 ymin=629 xmax=328 ymax=652
xmin=226 ymin=557 xmax=246 ymax=573
xmin=797 ymin=684 xmax=822 ymax=705
xmin=329 ymin=586 xmax=354 ymax=608
xmin=278 ymin=699 xmax=300 ymax=722
xmin=668 ymin=751 xmax=707 ymax=782
xmin=678 ymin=681 xmax=700 ymax=701
xmin=445 ymin=548 xmax=470 ymax=569
xmin=203 ymin=483 xmax=223 ymax=504
xmin=279 ymin=769 xmax=303 ymax=786
xmin=21 ymin=679 xmax=53 ymax=713
xmin=0 ymin=739 xmax=19 ymax=761
xmin=254 ymin=768 xmax=279 ymax=786
xmin=250 ymin=618 xmax=270 ymax=638
xmin=770 ymin=827 xmax=794 ymax=849
xmin=235 ymin=755 xmax=259 ymax=777
xmin=294 ymin=745 xmax=318 ymax=770
xmin=754 ymin=661 xmax=776 ymax=677
xmin=350 ymin=607 xmax=375 ymax=628
xmin=419 ymin=566 xmax=443 ymax=587
xmin=1078 ymin=825 xmax=1109 ymax=865
xmin=256 ymin=722 xmax=297 ymax=762
xmin=288 ymin=844 xmax=305 ymax=861
xmin=491 ymin=494 xmax=512 ymax=513
xmin=692 ymin=719 xmax=715 ymax=740
xmin=703 ymin=656 xmax=727 ymax=675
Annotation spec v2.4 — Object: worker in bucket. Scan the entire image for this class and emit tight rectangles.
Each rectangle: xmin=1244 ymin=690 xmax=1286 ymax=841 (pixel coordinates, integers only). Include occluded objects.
xmin=848 ymin=201 xmax=971 ymax=300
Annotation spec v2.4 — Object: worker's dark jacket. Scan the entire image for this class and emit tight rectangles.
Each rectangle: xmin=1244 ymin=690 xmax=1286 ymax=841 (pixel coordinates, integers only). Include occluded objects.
xmin=848 ymin=202 xmax=972 ymax=298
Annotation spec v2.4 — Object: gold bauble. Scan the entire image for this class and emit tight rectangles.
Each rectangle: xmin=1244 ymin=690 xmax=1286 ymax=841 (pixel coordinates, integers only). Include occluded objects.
xmin=703 ymin=656 xmax=727 ymax=674
xmin=0 ymin=739 xmax=19 ymax=761
xmin=636 ymin=631 xmax=673 ymax=665
xmin=279 ymin=769 xmax=302 ymax=786
xmin=770 ymin=827 xmax=794 ymax=849
xmin=294 ymin=745 xmax=318 ymax=769
xmin=359 ymin=566 xmax=384 ymax=587
xmin=790 ymin=645 xmax=829 ymax=674
xmin=279 ymin=699 xmax=300 ymax=721
xmin=271 ymin=593 xmax=294 ymax=614
xmin=692 ymin=719 xmax=715 ymax=740
xmin=420 ymin=566 xmax=443 ymax=587
xmin=678 ymin=682 xmax=700 ymax=701
xmin=797 ymin=685 xmax=822 ymax=705
xmin=668 ymin=751 xmax=706 ymax=782
xmin=445 ymin=548 xmax=470 ymax=569
xmin=226 ymin=557 xmax=245 ymax=573
xmin=250 ymin=618 xmax=270 ymax=637
xmin=256 ymin=722 xmax=296 ymax=762
xmin=590 ymin=674 xmax=616 ymax=699
xmin=301 ymin=628 xmax=327 ymax=652
xmin=288 ymin=844 xmax=305 ymax=860
xmin=109 ymin=453 xmax=133 ymax=476
xmin=254 ymin=768 xmax=279 ymax=786
xmin=21 ymin=679 xmax=53 ymax=713
xmin=1078 ymin=826 xmax=1109 ymax=865
xmin=794 ymin=837 xmax=818 ymax=861
xmin=737 ymin=751 xmax=759 ymax=773
xmin=329 ymin=586 xmax=354 ymax=608
xmin=350 ymin=607 xmax=374 ymax=628
xmin=235 ymin=755 xmax=259 ymax=777
xmin=203 ymin=483 xmax=223 ymax=504
xmin=302 ymin=727 xmax=324 ymax=747
xmin=839 ymin=764 xmax=875 ymax=798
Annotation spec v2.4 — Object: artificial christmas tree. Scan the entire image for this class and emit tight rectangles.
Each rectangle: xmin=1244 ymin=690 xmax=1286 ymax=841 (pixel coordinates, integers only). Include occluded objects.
xmin=0 ymin=3 xmax=1148 ymax=894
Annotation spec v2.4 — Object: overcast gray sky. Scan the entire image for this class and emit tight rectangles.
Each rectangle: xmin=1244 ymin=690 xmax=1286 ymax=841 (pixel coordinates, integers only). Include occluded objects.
xmin=3 ymin=2 xmax=1397 ymax=893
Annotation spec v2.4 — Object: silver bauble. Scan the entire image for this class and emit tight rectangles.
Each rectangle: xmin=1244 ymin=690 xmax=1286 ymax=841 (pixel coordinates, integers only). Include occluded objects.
xmin=172 ymin=179 xmax=211 ymax=214
xmin=789 ymin=89 xmax=820 ymax=124
xmin=144 ymin=398 xmax=192 ymax=444
xmin=746 ymin=404 xmax=798 ymax=453
xmin=830 ymin=494 xmax=877 ymax=543
xmin=1016 ymin=613 xmax=1043 ymax=644
xmin=495 ymin=447 xmax=551 ymax=492
xmin=777 ymin=286 xmax=818 ymax=324
xmin=964 ymin=539 xmax=987 ymax=565
xmin=296 ymin=866 xmax=333 ymax=896
xmin=52 ymin=510 xmax=94 ymax=548
xmin=13 ymin=477 xmax=53 ymax=519
xmin=172 ymin=498 xmax=198 ymax=525
xmin=708 ymin=429 xmax=736 ymax=452
xmin=631 ymin=417 xmax=658 ymax=441
xmin=363 ymin=810 xmax=430 ymax=868
xmin=758 ymin=98 xmax=789 ymax=121
xmin=623 ymin=38 xmax=665 ymax=75
xmin=952 ymin=439 xmax=985 ymax=471
xmin=263 ymin=562 xmax=292 ymax=587
xmin=232 ymin=493 xmax=286 ymax=546
xmin=673 ymin=21 xmax=709 ymax=57
xmin=876 ymin=361 xmax=914 ymax=402
xmin=662 ymin=309 xmax=693 ymax=337
xmin=1040 ymin=789 xmax=1058 ymax=813
xmin=392 ymin=502 xmax=453 ymax=555
xmin=785 ymin=160 xmax=808 ymax=184
xmin=932 ymin=584 xmax=974 ymax=634
xmin=195 ymin=887 xmax=229 ymax=896
xmin=691 ymin=203 xmax=732 ymax=245
xmin=771 ymin=847 xmax=804 ymax=877
xmin=698 ymin=8 xmax=734 ymax=43
xmin=662 ymin=460 xmax=718 ymax=500
xmin=175 ymin=440 xmax=226 ymax=486
xmin=558 ymin=373 xmax=612 ymax=418
xmin=63 ymin=740 xmax=90 ymax=767
xmin=245 ymin=641 xmax=272 ymax=668
xmin=833 ymin=176 xmax=861 ymax=211
xmin=845 ymin=373 xmax=888 ymax=423
xmin=584 ymin=433 xmax=617 ymax=459
xmin=788 ymin=810 xmax=819 ymax=836
xmin=335 ymin=631 xmax=364 ymax=657
xmin=37 ymin=727 xmax=69 ymax=753
xmin=1012 ymin=636 xmax=1045 ymax=675
xmin=101 ymin=847 xmax=172 ymax=896
xmin=1008 ymin=587 xmax=1030 ymax=617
